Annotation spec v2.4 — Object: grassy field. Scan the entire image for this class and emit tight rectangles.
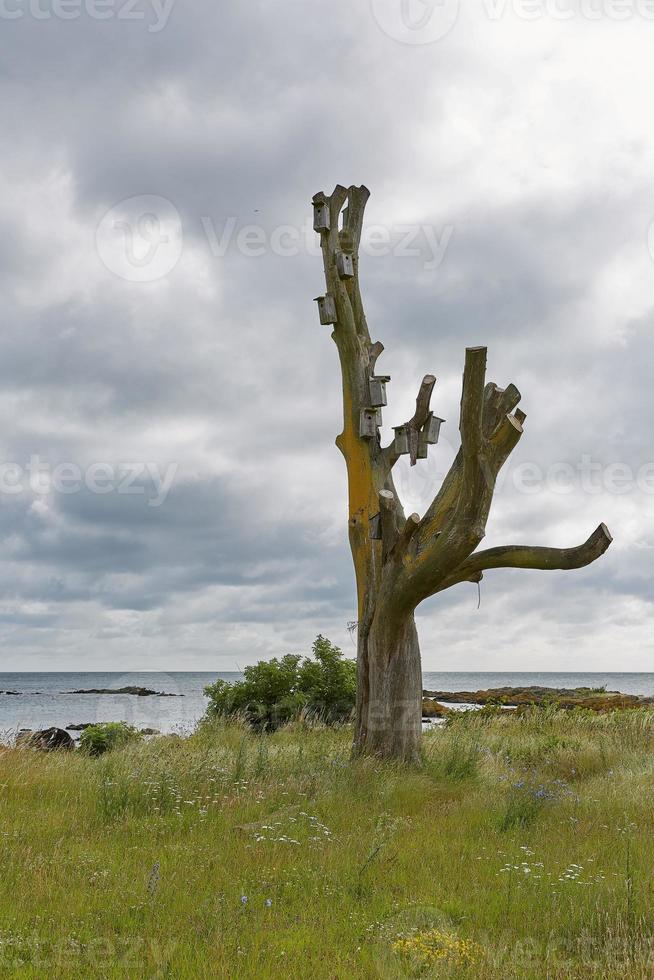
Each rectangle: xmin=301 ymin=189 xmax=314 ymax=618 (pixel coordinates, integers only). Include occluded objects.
xmin=1 ymin=709 xmax=654 ymax=978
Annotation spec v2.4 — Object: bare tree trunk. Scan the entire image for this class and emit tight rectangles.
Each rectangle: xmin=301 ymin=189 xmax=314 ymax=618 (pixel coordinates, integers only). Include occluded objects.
xmin=311 ymin=183 xmax=612 ymax=764
xmin=355 ymin=609 xmax=421 ymax=764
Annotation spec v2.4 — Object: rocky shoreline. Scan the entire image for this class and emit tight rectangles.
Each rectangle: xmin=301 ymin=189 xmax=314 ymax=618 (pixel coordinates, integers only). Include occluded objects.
xmin=0 ymin=686 xmax=183 ymax=698
xmin=15 ymin=723 xmax=163 ymax=750
xmin=4 ymin=685 xmax=652 ymax=740
xmin=63 ymin=686 xmax=183 ymax=697
xmin=422 ymin=685 xmax=654 ymax=718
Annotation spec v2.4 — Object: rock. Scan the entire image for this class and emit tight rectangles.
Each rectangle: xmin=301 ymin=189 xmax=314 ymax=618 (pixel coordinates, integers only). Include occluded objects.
xmin=16 ymin=728 xmax=74 ymax=751
xmin=63 ymin=686 xmax=182 ymax=697
xmin=422 ymin=699 xmax=451 ymax=718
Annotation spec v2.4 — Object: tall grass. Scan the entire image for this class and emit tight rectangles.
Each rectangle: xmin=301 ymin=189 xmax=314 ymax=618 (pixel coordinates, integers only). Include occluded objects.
xmin=1 ymin=709 xmax=654 ymax=976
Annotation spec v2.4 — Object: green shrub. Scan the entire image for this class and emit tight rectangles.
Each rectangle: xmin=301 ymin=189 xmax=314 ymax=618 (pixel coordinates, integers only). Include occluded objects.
xmin=204 ymin=635 xmax=356 ymax=731
xmin=79 ymin=722 xmax=143 ymax=757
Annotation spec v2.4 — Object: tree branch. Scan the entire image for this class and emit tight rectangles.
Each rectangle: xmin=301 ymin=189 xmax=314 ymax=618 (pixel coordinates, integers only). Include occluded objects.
xmin=483 ymin=382 xmax=521 ymax=436
xmin=490 ymin=413 xmax=523 ymax=467
xmin=327 ymin=184 xmax=349 ymax=231
xmin=382 ymin=373 xmax=437 ymax=469
xmin=343 ymin=184 xmax=371 ymax=251
xmin=410 ymin=374 xmax=437 ymax=429
xmin=394 ymin=513 xmax=421 ymax=560
xmin=408 ymin=374 xmax=436 ymax=465
xmin=398 ymin=353 xmax=529 ymax=606
xmin=368 ymin=341 xmax=384 ymax=375
xmin=437 ymin=523 xmax=613 ymax=591
xmin=379 ymin=488 xmax=402 ymax=563
xmin=313 ymin=184 xmax=378 ymax=618
xmin=451 ymin=346 xmax=489 ymax=544
xmin=314 ymin=186 xmax=358 ymax=345
xmin=460 ymin=347 xmax=487 ymax=463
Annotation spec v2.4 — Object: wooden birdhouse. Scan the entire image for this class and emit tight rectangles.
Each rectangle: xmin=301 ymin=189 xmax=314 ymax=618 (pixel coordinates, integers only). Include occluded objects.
xmin=359 ymin=408 xmax=378 ymax=440
xmin=314 ymin=294 xmax=337 ymax=325
xmin=369 ymin=513 xmax=382 ymax=540
xmin=312 ymin=195 xmax=330 ymax=233
xmin=393 ymin=425 xmax=409 ymax=455
xmin=417 ymin=414 xmax=444 ymax=458
xmin=336 ymin=251 xmax=354 ymax=280
xmin=422 ymin=413 xmax=444 ymax=445
xmin=368 ymin=375 xmax=390 ymax=408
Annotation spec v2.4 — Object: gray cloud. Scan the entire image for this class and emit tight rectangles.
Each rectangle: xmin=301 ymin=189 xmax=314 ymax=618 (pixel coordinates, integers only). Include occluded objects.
xmin=0 ymin=3 xmax=652 ymax=668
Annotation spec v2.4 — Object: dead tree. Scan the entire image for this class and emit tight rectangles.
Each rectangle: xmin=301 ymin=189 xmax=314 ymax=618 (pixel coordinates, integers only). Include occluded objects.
xmin=312 ymin=184 xmax=612 ymax=764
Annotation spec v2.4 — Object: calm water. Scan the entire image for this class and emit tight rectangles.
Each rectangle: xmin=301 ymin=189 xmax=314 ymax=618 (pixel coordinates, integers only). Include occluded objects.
xmin=0 ymin=672 xmax=228 ymax=737
xmin=1 ymin=671 xmax=654 ymax=736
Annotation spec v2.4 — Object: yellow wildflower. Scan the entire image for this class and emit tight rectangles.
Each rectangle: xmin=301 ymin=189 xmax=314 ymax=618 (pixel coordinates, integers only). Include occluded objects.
xmin=392 ymin=928 xmax=482 ymax=971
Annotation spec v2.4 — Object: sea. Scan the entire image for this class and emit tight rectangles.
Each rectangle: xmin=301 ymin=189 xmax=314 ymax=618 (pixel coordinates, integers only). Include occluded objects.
xmin=1 ymin=671 xmax=654 ymax=739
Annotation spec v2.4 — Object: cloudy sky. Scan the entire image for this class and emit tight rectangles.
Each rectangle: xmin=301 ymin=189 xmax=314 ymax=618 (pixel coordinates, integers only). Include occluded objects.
xmin=0 ymin=0 xmax=653 ymax=671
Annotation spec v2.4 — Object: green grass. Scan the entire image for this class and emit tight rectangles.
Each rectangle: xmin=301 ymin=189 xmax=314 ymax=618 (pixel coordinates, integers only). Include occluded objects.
xmin=1 ymin=709 xmax=654 ymax=977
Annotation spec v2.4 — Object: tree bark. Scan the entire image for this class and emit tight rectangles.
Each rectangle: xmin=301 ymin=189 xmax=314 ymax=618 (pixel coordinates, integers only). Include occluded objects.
xmin=312 ymin=184 xmax=612 ymax=764
xmin=355 ymin=609 xmax=422 ymax=764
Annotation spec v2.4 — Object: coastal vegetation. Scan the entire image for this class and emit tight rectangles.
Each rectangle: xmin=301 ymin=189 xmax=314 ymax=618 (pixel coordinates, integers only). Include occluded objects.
xmin=203 ymin=635 xmax=356 ymax=731
xmin=2 ymin=706 xmax=654 ymax=977
xmin=422 ymin=686 xmax=654 ymax=713
xmin=79 ymin=722 xmax=143 ymax=757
